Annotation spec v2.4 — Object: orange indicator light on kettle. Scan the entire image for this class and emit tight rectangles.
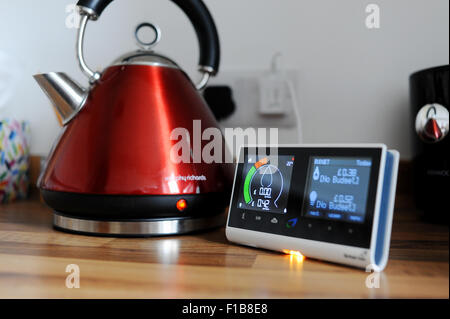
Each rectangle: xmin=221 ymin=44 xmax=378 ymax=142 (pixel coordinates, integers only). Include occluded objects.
xmin=176 ymin=199 xmax=187 ymax=212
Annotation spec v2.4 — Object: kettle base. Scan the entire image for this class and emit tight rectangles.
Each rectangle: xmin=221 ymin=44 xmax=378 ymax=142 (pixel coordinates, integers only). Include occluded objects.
xmin=52 ymin=211 xmax=226 ymax=237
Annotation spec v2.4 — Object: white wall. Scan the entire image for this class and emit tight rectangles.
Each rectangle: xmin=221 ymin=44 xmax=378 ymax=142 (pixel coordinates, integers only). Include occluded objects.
xmin=0 ymin=0 xmax=448 ymax=158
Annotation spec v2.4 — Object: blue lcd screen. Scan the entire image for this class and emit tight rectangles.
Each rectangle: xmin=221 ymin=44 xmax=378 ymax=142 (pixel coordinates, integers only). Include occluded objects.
xmin=301 ymin=157 xmax=372 ymax=224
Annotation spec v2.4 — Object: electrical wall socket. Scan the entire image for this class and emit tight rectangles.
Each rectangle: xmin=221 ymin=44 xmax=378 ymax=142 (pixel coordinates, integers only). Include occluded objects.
xmin=259 ymin=73 xmax=291 ymax=115
xmin=208 ymin=70 xmax=299 ymax=128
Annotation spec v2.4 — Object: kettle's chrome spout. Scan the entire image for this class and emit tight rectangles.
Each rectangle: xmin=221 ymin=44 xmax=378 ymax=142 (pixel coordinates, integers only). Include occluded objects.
xmin=33 ymin=72 xmax=88 ymax=125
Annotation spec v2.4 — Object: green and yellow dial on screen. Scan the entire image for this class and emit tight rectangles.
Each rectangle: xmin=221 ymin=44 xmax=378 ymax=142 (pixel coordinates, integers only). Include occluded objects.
xmin=243 ymin=158 xmax=269 ymax=204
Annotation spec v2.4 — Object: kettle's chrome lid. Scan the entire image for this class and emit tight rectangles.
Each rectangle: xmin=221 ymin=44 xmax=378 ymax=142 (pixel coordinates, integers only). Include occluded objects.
xmin=112 ymin=51 xmax=180 ymax=69
xmin=112 ymin=23 xmax=180 ymax=70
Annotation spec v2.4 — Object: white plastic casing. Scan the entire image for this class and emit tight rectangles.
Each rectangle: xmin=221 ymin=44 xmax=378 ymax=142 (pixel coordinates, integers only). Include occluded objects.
xmin=226 ymin=144 xmax=400 ymax=271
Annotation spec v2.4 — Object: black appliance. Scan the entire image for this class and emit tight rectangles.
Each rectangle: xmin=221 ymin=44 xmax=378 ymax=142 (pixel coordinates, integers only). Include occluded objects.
xmin=410 ymin=65 xmax=449 ymax=223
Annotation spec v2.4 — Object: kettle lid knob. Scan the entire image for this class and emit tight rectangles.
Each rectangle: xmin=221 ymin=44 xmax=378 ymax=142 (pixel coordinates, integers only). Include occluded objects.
xmin=135 ymin=22 xmax=162 ymax=51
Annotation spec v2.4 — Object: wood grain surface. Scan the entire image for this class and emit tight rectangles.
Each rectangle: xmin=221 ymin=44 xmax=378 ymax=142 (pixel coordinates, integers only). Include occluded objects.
xmin=0 ymin=192 xmax=448 ymax=299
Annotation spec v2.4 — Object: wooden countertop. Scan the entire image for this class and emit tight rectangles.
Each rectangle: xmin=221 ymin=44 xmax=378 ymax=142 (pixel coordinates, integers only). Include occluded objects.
xmin=0 ymin=193 xmax=448 ymax=299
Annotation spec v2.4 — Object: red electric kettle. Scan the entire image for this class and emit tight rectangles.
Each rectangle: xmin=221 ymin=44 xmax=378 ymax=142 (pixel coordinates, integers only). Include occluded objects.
xmin=33 ymin=0 xmax=233 ymax=236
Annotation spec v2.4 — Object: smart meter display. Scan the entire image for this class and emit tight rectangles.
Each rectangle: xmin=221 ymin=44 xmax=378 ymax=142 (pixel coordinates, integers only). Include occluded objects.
xmin=301 ymin=157 xmax=372 ymax=223
xmin=236 ymin=155 xmax=295 ymax=214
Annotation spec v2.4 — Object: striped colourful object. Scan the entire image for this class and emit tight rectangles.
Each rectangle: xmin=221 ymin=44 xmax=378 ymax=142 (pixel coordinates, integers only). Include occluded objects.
xmin=0 ymin=119 xmax=31 ymax=203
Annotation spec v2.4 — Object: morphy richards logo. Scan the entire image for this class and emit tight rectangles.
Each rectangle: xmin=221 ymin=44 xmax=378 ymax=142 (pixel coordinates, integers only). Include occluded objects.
xmin=166 ymin=175 xmax=207 ymax=182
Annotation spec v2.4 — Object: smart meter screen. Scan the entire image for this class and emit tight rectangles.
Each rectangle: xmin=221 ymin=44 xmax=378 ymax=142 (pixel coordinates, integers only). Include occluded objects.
xmin=301 ymin=157 xmax=372 ymax=223
xmin=236 ymin=155 xmax=295 ymax=213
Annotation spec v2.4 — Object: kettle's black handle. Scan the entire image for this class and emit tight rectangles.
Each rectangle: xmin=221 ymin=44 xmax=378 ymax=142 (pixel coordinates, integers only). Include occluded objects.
xmin=76 ymin=0 xmax=220 ymax=74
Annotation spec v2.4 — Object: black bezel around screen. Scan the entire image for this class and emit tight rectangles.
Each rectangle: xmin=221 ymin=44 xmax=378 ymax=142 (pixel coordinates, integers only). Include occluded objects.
xmin=228 ymin=147 xmax=382 ymax=248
